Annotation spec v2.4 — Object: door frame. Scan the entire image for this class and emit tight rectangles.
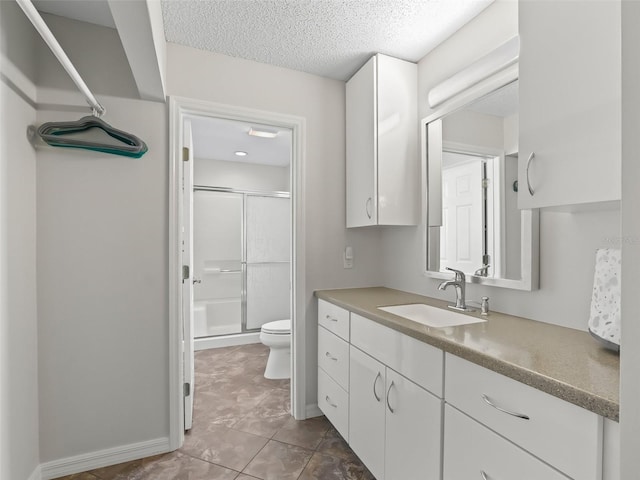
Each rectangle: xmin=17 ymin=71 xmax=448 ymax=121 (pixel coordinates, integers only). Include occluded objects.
xmin=168 ymin=96 xmax=307 ymax=449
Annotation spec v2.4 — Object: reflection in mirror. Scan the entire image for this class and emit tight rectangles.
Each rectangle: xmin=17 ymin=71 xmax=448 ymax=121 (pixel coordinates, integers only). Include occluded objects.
xmin=425 ymin=80 xmax=538 ymax=290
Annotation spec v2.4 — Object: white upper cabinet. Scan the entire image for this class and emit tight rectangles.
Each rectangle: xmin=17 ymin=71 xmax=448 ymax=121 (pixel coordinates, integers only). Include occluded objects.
xmin=346 ymin=54 xmax=418 ymax=227
xmin=518 ymin=0 xmax=621 ymax=209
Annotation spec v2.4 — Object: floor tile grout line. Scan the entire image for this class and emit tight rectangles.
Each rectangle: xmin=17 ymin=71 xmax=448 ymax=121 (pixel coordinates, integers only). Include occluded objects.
xmin=177 ymin=449 xmax=243 ymax=476
xmin=237 ymin=436 xmax=272 ymax=479
xmin=295 ymin=448 xmax=317 ymax=480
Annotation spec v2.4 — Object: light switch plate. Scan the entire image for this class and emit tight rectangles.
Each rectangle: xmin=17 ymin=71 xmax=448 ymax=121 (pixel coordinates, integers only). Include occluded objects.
xmin=343 ymin=246 xmax=353 ymax=269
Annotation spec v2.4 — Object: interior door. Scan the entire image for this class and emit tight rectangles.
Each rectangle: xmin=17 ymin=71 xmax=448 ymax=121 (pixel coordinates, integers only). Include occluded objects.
xmin=182 ymin=119 xmax=195 ymax=430
xmin=440 ymin=157 xmax=483 ymax=273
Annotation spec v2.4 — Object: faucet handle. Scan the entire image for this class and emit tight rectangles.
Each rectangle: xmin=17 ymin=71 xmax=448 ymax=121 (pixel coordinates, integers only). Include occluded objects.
xmin=445 ymin=267 xmax=466 ymax=282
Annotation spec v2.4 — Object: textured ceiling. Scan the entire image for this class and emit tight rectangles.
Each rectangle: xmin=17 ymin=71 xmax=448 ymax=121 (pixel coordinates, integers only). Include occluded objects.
xmin=161 ymin=0 xmax=494 ymax=81
xmin=190 ymin=116 xmax=292 ymax=166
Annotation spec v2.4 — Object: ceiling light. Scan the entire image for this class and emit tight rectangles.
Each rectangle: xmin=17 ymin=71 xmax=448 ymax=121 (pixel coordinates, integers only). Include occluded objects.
xmin=235 ymin=151 xmax=248 ymax=156
xmin=248 ymin=127 xmax=279 ymax=138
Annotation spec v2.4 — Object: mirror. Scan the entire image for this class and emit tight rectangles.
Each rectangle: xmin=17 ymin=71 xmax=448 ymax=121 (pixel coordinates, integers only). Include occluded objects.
xmin=423 ymin=80 xmax=539 ymax=290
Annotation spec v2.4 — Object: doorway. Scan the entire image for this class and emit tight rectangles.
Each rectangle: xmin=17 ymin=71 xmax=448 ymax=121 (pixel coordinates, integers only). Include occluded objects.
xmin=169 ymin=97 xmax=307 ymax=450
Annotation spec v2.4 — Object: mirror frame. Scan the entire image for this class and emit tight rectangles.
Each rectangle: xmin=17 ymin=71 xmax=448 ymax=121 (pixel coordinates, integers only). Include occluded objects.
xmin=420 ymin=67 xmax=539 ymax=291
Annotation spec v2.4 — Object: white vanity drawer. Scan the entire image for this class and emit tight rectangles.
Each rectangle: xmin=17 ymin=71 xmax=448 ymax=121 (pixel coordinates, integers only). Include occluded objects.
xmin=318 ymin=325 xmax=349 ymax=391
xmin=318 ymin=299 xmax=350 ymax=341
xmin=443 ymin=405 xmax=569 ymax=480
xmin=318 ymin=367 xmax=349 ymax=441
xmin=351 ymin=313 xmax=443 ymax=396
xmin=445 ymin=354 xmax=602 ymax=480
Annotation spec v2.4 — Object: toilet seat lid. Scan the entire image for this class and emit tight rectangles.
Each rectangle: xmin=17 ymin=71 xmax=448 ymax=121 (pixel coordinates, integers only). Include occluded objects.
xmin=261 ymin=319 xmax=291 ymax=334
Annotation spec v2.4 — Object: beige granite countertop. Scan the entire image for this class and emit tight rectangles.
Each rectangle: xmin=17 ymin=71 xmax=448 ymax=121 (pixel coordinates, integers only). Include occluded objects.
xmin=315 ymin=287 xmax=620 ymax=421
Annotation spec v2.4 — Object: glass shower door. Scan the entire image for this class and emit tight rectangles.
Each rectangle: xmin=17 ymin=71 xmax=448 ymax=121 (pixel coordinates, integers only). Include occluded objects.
xmin=245 ymin=195 xmax=291 ymax=330
xmin=193 ymin=190 xmax=243 ymax=337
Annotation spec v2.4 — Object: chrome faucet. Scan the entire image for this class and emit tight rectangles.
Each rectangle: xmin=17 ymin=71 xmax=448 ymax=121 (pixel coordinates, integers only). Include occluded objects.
xmin=438 ymin=267 xmax=472 ymax=311
xmin=474 ymin=264 xmax=490 ymax=277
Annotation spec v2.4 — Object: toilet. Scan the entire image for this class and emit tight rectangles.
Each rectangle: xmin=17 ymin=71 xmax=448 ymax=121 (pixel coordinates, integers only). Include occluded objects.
xmin=259 ymin=319 xmax=291 ymax=379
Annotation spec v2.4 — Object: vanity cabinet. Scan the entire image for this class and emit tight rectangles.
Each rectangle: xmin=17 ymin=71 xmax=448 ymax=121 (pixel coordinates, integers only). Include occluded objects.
xmin=317 ymin=296 xmax=613 ymax=480
xmin=346 ymin=53 xmax=418 ymax=227
xmin=317 ymin=300 xmax=350 ymax=441
xmin=444 ymin=405 xmax=568 ymax=480
xmin=445 ymin=354 xmax=603 ymax=480
xmin=349 ymin=313 xmax=443 ymax=480
xmin=518 ymin=0 xmax=621 ymax=209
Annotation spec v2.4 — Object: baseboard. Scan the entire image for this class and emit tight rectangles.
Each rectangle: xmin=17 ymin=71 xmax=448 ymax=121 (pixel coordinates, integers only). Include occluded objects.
xmin=194 ymin=332 xmax=260 ymax=351
xmin=40 ymin=437 xmax=171 ymax=480
xmin=306 ymin=403 xmax=323 ymax=418
xmin=27 ymin=465 xmax=42 ymax=480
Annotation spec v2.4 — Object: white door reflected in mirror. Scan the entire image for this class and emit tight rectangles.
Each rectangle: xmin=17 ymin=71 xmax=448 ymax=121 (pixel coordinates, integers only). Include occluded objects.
xmin=423 ymin=79 xmax=539 ymax=291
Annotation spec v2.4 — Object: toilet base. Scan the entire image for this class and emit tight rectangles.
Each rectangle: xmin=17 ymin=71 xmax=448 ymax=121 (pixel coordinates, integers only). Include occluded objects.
xmin=264 ymin=346 xmax=291 ymax=379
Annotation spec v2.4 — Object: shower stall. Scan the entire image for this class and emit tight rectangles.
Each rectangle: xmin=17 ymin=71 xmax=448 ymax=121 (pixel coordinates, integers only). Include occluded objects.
xmin=192 ymin=186 xmax=291 ymax=342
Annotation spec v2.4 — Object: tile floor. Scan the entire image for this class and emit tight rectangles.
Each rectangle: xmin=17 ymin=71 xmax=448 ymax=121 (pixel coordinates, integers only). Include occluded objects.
xmin=55 ymin=343 xmax=373 ymax=480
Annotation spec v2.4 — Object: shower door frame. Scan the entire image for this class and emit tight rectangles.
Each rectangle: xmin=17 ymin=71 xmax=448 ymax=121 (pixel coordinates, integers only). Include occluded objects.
xmin=193 ymin=185 xmax=291 ymax=337
xmin=168 ymin=96 xmax=307 ymax=451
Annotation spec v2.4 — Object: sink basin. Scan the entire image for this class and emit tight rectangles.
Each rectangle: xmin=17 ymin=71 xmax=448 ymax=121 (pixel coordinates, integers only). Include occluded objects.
xmin=377 ymin=303 xmax=487 ymax=328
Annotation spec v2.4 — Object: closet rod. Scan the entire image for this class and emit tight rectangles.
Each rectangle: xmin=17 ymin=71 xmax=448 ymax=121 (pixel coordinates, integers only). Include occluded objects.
xmin=16 ymin=0 xmax=106 ymax=117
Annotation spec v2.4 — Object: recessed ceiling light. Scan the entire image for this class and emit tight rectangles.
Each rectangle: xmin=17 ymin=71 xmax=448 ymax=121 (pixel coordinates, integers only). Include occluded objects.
xmin=248 ymin=127 xmax=278 ymax=138
xmin=235 ymin=151 xmax=248 ymax=156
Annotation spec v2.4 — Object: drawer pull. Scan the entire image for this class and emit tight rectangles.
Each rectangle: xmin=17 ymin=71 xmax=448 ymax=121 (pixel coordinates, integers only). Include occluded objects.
xmin=373 ymin=371 xmax=382 ymax=402
xmin=325 ymin=395 xmax=337 ymax=408
xmin=325 ymin=351 xmax=338 ymax=361
xmin=325 ymin=315 xmax=338 ymax=322
xmin=525 ymin=151 xmax=535 ymax=196
xmin=386 ymin=381 xmax=395 ymax=413
xmin=480 ymin=471 xmax=489 ymax=480
xmin=482 ymin=394 xmax=530 ymax=420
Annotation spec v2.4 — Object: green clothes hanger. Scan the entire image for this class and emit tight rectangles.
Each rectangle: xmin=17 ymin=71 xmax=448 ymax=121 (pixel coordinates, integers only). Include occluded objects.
xmin=37 ymin=115 xmax=148 ymax=159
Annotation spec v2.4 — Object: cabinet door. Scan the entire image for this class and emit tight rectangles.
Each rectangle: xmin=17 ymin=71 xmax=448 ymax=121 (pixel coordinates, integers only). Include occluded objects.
xmin=346 ymin=56 xmax=377 ymax=227
xmin=385 ymin=369 xmax=442 ymax=480
xmin=443 ymin=405 xmax=569 ymax=480
xmin=349 ymin=346 xmax=385 ymax=480
xmin=518 ymin=1 xmax=621 ymax=209
xmin=377 ymin=54 xmax=418 ymax=226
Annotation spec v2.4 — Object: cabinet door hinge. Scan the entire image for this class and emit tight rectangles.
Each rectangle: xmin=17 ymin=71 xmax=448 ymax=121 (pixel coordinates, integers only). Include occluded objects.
xmin=182 ymin=147 xmax=190 ymax=162
xmin=182 ymin=265 xmax=189 ymax=282
xmin=184 ymin=382 xmax=191 ymax=397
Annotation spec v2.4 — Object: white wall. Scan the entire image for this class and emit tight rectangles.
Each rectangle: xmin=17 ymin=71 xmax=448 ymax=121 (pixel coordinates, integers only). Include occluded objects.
xmin=620 ymin=0 xmax=640 ymax=475
xmin=36 ymin=13 xmax=139 ymax=99
xmin=382 ymin=0 xmax=621 ymax=331
xmin=167 ymin=42 xmax=384 ymax=408
xmin=36 ymin=97 xmax=168 ymax=463
xmin=195 ymin=158 xmax=289 ymax=192
xmin=443 ymin=110 xmax=503 ymax=148
xmin=32 ymin=16 xmax=170 ymax=466
xmin=0 ymin=3 xmax=40 ymax=480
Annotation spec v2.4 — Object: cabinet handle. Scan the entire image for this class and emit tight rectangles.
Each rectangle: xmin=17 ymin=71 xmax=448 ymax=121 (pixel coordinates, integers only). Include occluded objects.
xmin=525 ymin=152 xmax=535 ymax=196
xmin=325 ymin=395 xmax=337 ymax=408
xmin=325 ymin=315 xmax=338 ymax=322
xmin=482 ymin=394 xmax=530 ymax=420
xmin=480 ymin=471 xmax=489 ymax=480
xmin=386 ymin=381 xmax=395 ymax=413
xmin=365 ymin=197 xmax=372 ymax=219
xmin=373 ymin=371 xmax=382 ymax=402
xmin=325 ymin=351 xmax=338 ymax=361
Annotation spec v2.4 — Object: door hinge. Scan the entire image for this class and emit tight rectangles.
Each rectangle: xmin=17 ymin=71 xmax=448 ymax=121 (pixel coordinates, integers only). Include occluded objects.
xmin=184 ymin=382 xmax=191 ymax=397
xmin=182 ymin=265 xmax=189 ymax=282
xmin=182 ymin=147 xmax=190 ymax=162
xmin=482 ymin=178 xmax=490 ymax=189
